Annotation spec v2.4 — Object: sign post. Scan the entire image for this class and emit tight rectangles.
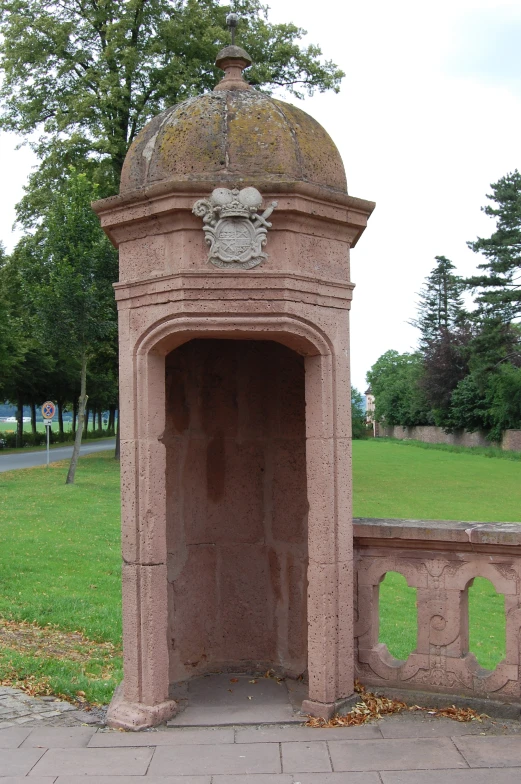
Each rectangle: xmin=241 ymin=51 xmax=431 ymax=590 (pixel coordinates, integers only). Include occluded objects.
xmin=41 ymin=401 xmax=56 ymax=467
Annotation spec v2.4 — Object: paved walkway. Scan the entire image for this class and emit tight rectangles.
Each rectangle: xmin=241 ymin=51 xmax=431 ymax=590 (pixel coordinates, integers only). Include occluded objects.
xmin=1 ymin=716 xmax=521 ymax=782
xmin=1 ymin=684 xmax=521 ymax=782
xmin=0 ymin=440 xmax=116 ymax=472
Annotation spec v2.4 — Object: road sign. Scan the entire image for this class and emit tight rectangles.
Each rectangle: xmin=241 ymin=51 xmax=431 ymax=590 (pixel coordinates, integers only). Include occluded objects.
xmin=42 ymin=401 xmax=55 ymax=419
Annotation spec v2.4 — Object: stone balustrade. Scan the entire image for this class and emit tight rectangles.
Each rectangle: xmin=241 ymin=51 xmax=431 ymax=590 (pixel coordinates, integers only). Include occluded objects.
xmin=354 ymin=518 xmax=521 ymax=703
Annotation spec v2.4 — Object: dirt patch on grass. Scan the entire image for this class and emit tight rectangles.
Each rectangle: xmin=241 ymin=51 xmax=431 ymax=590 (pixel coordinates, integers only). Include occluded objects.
xmin=0 ymin=618 xmax=121 ymax=662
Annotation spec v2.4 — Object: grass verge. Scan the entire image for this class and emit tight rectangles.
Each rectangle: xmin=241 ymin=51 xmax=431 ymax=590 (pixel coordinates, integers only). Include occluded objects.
xmin=0 ymin=453 xmax=121 ymax=703
xmin=352 ymin=439 xmax=521 ymax=521
xmin=375 ymin=437 xmax=521 ymax=462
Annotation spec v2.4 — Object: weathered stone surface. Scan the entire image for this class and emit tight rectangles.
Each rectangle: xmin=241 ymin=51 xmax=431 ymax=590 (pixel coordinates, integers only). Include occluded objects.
xmin=94 ymin=41 xmax=374 ymax=727
xmin=354 ymin=517 xmax=521 ymax=704
xmin=120 ymin=90 xmax=348 ymax=195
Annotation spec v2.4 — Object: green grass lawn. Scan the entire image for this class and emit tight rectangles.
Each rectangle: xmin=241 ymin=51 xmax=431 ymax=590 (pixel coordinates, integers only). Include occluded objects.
xmin=0 ymin=421 xmax=74 ymax=432
xmin=352 ymin=439 xmax=521 ymax=522
xmin=352 ymin=439 xmax=519 ymax=670
xmin=0 ymin=439 xmax=518 ymax=703
xmin=0 ymin=453 xmax=121 ymax=703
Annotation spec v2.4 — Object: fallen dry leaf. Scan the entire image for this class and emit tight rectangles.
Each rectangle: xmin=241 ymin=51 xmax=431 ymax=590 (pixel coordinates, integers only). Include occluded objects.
xmin=230 ymin=677 xmax=239 ymax=683
xmin=305 ymin=681 xmax=487 ymax=728
xmin=0 ymin=618 xmax=121 ymax=663
xmin=0 ymin=617 xmax=121 ymax=704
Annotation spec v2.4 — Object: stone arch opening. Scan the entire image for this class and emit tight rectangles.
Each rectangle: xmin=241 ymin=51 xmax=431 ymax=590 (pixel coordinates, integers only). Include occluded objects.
xmin=164 ymin=338 xmax=309 ymax=685
xmin=467 ymin=576 xmax=506 ymax=671
xmin=377 ymin=571 xmax=417 ymax=662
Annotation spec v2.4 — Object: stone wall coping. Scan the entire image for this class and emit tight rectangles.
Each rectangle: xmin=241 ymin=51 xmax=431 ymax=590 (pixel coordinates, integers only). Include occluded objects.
xmin=93 ymin=178 xmax=376 ymax=217
xmin=354 ymin=517 xmax=521 ymax=547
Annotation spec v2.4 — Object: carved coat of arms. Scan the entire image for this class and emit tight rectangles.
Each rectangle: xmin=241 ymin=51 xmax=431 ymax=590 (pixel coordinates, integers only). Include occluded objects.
xmin=192 ymin=187 xmax=277 ymax=270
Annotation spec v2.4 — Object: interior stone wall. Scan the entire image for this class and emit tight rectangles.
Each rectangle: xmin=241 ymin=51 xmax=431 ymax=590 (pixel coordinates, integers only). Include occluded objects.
xmin=164 ymin=339 xmax=308 ymax=685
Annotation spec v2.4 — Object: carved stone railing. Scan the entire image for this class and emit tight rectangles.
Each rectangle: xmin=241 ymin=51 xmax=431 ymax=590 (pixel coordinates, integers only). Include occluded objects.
xmin=354 ymin=518 xmax=521 ymax=704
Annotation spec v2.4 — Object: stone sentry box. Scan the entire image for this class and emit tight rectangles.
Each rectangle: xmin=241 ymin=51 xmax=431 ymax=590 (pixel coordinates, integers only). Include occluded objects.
xmin=93 ymin=44 xmax=374 ymax=730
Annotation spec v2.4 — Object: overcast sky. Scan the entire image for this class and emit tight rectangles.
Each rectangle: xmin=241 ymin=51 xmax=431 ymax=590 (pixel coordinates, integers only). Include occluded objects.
xmin=1 ymin=0 xmax=520 ymax=392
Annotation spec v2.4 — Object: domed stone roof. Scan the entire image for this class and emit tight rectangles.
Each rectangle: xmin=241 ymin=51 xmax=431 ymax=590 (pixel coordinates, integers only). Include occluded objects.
xmin=120 ymin=49 xmax=347 ymax=195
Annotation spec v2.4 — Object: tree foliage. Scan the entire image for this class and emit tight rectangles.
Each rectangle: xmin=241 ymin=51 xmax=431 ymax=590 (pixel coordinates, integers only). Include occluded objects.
xmin=351 ymin=386 xmax=367 ymax=439
xmin=411 ymin=255 xmax=465 ymax=348
xmin=368 ymin=173 xmax=521 ymax=441
xmin=466 ymin=170 xmax=521 ymax=322
xmin=410 ymin=256 xmax=469 ymax=426
xmin=366 ymin=350 xmax=432 ymax=428
xmin=0 ymin=0 xmax=344 ymax=189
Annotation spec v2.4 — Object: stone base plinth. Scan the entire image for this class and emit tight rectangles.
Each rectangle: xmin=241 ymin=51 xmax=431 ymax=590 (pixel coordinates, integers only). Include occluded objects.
xmin=107 ymin=683 xmax=177 ymax=731
xmin=301 ymin=693 xmax=358 ymax=720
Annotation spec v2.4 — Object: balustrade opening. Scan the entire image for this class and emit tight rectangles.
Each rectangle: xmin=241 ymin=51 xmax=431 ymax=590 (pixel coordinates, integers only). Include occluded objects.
xmin=378 ymin=571 xmax=417 ymax=661
xmin=468 ymin=577 xmax=506 ymax=670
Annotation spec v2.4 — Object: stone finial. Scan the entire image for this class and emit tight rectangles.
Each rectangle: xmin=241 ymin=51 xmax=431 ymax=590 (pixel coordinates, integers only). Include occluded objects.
xmin=214 ymin=45 xmax=253 ymax=92
xmin=214 ymin=14 xmax=253 ymax=92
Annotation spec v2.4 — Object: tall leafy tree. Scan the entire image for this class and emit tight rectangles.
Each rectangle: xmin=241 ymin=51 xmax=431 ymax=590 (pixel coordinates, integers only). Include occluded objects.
xmin=466 ymin=170 xmax=521 ymax=322
xmin=0 ymin=241 xmax=55 ymax=445
xmin=33 ymin=168 xmax=118 ymax=483
xmin=366 ymin=350 xmax=432 ymax=428
xmin=0 ymin=244 xmax=20 ymax=389
xmin=0 ymin=0 xmax=344 ymax=220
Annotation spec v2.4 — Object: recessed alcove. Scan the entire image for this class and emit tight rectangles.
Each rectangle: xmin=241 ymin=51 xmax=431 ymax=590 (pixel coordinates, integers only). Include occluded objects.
xmin=163 ymin=339 xmax=309 ymax=686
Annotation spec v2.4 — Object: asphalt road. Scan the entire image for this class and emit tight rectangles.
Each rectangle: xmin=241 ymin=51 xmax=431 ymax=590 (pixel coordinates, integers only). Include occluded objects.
xmin=0 ymin=439 xmax=117 ymax=473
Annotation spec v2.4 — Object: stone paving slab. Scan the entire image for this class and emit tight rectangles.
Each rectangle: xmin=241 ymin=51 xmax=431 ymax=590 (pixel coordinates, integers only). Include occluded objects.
xmin=377 ymin=713 xmax=497 ymax=738
xmin=0 ymin=727 xmax=32 ymax=747
xmin=30 ymin=747 xmax=154 ymax=777
xmin=168 ymin=675 xmax=301 ymax=727
xmin=56 ymin=779 xmax=210 ymax=784
xmin=289 ymin=776 xmax=382 ymax=784
xmin=453 ymin=735 xmax=521 ymax=767
xmin=148 ymin=743 xmax=281 ymax=776
xmin=381 ymin=771 xmax=521 ymax=784
xmin=327 ymin=737 xmax=468 ymax=772
xmin=0 ymin=747 xmax=46 ymax=776
xmin=21 ymin=727 xmax=97 ymax=748
xmin=236 ymin=724 xmax=382 ymax=742
xmin=211 ymin=777 xmax=293 ymax=784
xmin=88 ymin=728 xmax=234 ymax=747
xmin=280 ymin=741 xmax=332 ymax=773
xmin=0 ymin=779 xmax=56 ymax=784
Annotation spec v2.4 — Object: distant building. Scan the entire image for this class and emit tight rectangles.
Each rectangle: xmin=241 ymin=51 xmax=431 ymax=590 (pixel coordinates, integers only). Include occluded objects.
xmin=364 ymin=386 xmax=379 ymax=437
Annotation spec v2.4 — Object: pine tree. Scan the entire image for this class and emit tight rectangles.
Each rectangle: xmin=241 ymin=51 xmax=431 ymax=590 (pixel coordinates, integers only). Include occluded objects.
xmin=411 ymin=257 xmax=469 ymax=426
xmin=466 ymin=170 xmax=521 ymax=322
xmin=411 ymin=256 xmax=465 ymax=348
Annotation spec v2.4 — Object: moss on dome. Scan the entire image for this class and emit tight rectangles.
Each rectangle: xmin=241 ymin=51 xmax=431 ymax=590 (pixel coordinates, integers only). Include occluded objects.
xmin=120 ymin=89 xmax=347 ymax=194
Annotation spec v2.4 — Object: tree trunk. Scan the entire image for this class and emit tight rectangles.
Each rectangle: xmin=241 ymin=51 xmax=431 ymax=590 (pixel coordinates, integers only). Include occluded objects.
xmin=57 ymin=400 xmax=64 ymax=437
xmin=72 ymin=400 xmax=78 ymax=435
xmin=114 ymin=407 xmax=120 ymax=460
xmin=108 ymin=406 xmax=115 ymax=431
xmin=31 ymin=402 xmax=37 ymax=437
xmin=16 ymin=397 xmax=23 ymax=448
xmin=98 ymin=409 xmax=102 ymax=431
xmin=66 ymin=354 xmax=88 ymax=485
